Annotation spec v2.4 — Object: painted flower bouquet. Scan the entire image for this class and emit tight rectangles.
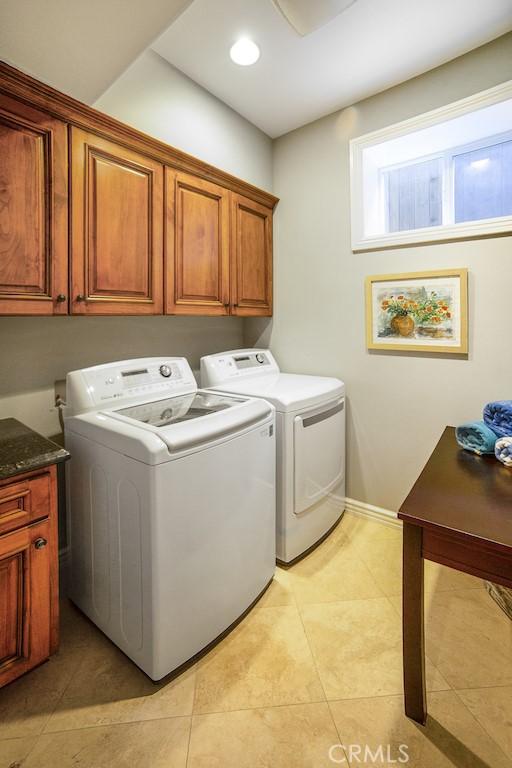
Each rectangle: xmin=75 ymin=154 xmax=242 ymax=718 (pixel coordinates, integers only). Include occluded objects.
xmin=381 ymin=295 xmax=414 ymax=317
xmin=412 ymin=291 xmax=451 ymax=325
xmin=381 ymin=291 xmax=451 ymax=324
xmin=381 ymin=291 xmax=451 ymax=338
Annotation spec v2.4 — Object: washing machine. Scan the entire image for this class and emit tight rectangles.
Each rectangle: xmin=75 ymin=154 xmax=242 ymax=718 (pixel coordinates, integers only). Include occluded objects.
xmin=201 ymin=349 xmax=345 ymax=564
xmin=64 ymin=357 xmax=275 ymax=680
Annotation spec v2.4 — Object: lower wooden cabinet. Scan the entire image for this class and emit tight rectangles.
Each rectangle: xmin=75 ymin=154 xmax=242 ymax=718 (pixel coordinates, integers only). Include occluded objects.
xmin=0 ymin=466 xmax=59 ymax=688
xmin=231 ymin=194 xmax=273 ymax=317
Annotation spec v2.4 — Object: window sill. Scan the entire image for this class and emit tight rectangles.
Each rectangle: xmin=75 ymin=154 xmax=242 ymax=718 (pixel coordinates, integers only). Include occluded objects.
xmin=352 ymin=214 xmax=512 ymax=252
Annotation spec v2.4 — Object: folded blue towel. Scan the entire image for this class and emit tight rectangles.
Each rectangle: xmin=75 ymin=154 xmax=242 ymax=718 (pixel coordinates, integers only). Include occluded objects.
xmin=483 ymin=400 xmax=512 ymax=438
xmin=456 ymin=420 xmax=497 ymax=455
xmin=495 ymin=436 xmax=512 ymax=467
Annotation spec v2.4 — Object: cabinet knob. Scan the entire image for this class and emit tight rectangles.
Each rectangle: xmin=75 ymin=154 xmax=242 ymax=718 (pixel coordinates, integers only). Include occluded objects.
xmin=76 ymin=294 xmax=86 ymax=302
xmin=34 ymin=537 xmax=47 ymax=549
xmin=56 ymin=294 xmax=67 ymax=303
xmin=224 ymin=302 xmax=230 ymax=308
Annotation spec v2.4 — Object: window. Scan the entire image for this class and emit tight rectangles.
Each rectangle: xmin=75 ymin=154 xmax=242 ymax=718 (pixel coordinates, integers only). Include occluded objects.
xmin=384 ymin=157 xmax=442 ymax=233
xmin=453 ymin=138 xmax=512 ymax=223
xmin=350 ymin=81 xmax=512 ymax=250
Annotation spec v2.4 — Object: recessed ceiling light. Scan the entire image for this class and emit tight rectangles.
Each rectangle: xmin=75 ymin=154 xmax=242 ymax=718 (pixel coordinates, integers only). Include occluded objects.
xmin=230 ymin=38 xmax=260 ymax=66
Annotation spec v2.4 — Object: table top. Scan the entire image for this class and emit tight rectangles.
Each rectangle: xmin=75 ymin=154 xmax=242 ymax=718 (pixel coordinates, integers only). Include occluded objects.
xmin=399 ymin=426 xmax=512 ymax=552
xmin=0 ymin=418 xmax=70 ymax=481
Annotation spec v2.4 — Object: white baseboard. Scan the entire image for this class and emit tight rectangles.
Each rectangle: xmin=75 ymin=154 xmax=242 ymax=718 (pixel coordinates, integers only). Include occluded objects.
xmin=328 ymin=490 xmax=346 ymax=509
xmin=343 ymin=497 xmax=401 ymax=529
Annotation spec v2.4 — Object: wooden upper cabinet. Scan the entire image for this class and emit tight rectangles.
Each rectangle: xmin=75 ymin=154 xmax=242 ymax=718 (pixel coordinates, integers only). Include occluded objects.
xmin=70 ymin=128 xmax=164 ymax=314
xmin=165 ymin=170 xmax=230 ymax=315
xmin=0 ymin=64 xmax=277 ymax=318
xmin=0 ymin=94 xmax=68 ymax=315
xmin=231 ymin=194 xmax=273 ymax=317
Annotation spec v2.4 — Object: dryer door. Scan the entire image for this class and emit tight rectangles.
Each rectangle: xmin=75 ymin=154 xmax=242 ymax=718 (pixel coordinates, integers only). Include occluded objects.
xmin=294 ymin=398 xmax=345 ymax=514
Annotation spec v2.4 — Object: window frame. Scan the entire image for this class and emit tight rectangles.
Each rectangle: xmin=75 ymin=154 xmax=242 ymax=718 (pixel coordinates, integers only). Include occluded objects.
xmin=350 ymin=80 xmax=512 ymax=251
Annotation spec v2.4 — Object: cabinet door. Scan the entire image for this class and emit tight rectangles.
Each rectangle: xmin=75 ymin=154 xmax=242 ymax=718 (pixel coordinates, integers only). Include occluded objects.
xmin=70 ymin=128 xmax=163 ymax=314
xmin=0 ymin=94 xmax=68 ymax=315
xmin=166 ymin=170 xmax=230 ymax=315
xmin=0 ymin=519 xmax=51 ymax=687
xmin=231 ymin=194 xmax=273 ymax=316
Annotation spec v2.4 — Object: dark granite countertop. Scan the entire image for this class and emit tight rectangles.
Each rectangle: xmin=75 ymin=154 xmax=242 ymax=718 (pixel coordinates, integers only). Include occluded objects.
xmin=0 ymin=418 xmax=70 ymax=481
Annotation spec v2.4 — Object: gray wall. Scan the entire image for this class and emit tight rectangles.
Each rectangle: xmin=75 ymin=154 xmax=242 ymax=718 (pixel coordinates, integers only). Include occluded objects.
xmin=0 ymin=317 xmax=243 ymax=436
xmin=0 ymin=0 xmax=193 ymax=104
xmin=0 ymin=52 xmax=273 ymax=436
xmin=246 ymin=32 xmax=512 ymax=511
xmin=95 ymin=49 xmax=273 ymax=191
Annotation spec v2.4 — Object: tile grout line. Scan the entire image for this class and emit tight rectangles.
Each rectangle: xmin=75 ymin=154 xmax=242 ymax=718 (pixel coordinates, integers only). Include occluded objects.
xmin=175 ymin=697 xmax=331 ymax=719
xmin=18 ymin=696 xmax=371 ymax=741
xmin=452 ymin=682 xmax=512 ymax=691
xmin=184 ymin=715 xmax=194 ymax=768
xmin=22 ymin=714 xmax=193 ymax=739
xmin=293 ymin=574 xmax=329 ymax=705
xmin=451 ymin=687 xmax=512 ymax=763
xmin=27 ymin=635 xmax=96 ymax=740
xmin=356 ymin=555 xmax=388 ymax=599
xmin=191 ymin=595 xmax=325 ymax=718
xmin=290 ymin=522 xmax=380 ymax=765
xmin=18 ymin=690 xmax=510 ymax=765
xmin=295 ymin=593 xmax=404 ymax=617
xmin=325 ymin=700 xmax=350 ymax=765
xmin=15 ymin=733 xmax=41 ymax=765
xmin=39 ymin=635 xmax=100 ymax=736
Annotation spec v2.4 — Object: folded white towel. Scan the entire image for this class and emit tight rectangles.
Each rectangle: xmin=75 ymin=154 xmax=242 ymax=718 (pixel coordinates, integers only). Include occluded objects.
xmin=495 ymin=436 xmax=512 ymax=467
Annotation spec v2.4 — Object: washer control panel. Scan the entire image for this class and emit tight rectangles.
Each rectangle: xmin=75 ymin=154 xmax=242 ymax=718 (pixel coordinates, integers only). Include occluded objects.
xmin=66 ymin=357 xmax=197 ymax=416
xmin=234 ymin=352 xmax=269 ymax=370
xmin=201 ymin=349 xmax=279 ymax=386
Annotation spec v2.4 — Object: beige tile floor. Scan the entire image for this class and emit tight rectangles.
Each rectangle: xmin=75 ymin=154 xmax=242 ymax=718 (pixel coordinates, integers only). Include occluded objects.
xmin=1 ymin=512 xmax=511 ymax=767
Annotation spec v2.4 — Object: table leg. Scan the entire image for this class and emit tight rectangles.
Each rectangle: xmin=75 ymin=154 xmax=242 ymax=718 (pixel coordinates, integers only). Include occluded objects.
xmin=402 ymin=522 xmax=426 ymax=724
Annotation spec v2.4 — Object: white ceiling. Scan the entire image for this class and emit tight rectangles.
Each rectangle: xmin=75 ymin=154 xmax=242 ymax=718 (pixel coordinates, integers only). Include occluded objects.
xmin=0 ymin=0 xmax=193 ymax=103
xmin=152 ymin=0 xmax=512 ymax=137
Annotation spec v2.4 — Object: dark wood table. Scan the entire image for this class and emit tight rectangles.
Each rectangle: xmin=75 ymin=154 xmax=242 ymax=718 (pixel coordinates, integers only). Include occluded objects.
xmin=398 ymin=426 xmax=512 ymax=724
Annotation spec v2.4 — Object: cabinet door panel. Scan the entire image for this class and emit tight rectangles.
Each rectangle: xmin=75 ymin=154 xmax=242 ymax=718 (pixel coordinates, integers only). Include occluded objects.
xmin=0 ymin=519 xmax=51 ymax=687
xmin=0 ymin=471 xmax=51 ymax=536
xmin=0 ymin=554 xmax=21 ymax=663
xmin=165 ymin=171 xmax=230 ymax=315
xmin=0 ymin=94 xmax=68 ymax=315
xmin=231 ymin=194 xmax=273 ymax=316
xmin=71 ymin=128 xmax=163 ymax=314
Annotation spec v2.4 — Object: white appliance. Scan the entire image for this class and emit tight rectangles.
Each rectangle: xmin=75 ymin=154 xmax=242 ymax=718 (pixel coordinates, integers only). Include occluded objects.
xmin=201 ymin=350 xmax=345 ymax=563
xmin=64 ymin=357 xmax=275 ymax=681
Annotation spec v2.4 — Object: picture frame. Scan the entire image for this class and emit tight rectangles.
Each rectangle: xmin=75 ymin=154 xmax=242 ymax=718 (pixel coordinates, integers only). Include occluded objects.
xmin=365 ymin=268 xmax=468 ymax=354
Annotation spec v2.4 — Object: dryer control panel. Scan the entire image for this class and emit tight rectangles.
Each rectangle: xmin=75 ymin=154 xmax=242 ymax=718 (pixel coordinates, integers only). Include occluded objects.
xmin=65 ymin=358 xmax=197 ymax=416
xmin=201 ymin=349 xmax=279 ymax=387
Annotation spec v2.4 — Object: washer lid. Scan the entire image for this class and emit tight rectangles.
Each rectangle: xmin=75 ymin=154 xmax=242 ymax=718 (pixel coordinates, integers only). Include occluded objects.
xmin=113 ymin=391 xmax=244 ymax=428
xmin=67 ymin=391 xmax=273 ymax=464
xmin=206 ymin=373 xmax=345 ymax=413
xmin=105 ymin=390 xmax=273 ymax=457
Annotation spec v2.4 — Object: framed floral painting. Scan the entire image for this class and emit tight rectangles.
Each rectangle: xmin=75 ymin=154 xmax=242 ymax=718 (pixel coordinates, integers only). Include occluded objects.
xmin=365 ymin=268 xmax=468 ymax=354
